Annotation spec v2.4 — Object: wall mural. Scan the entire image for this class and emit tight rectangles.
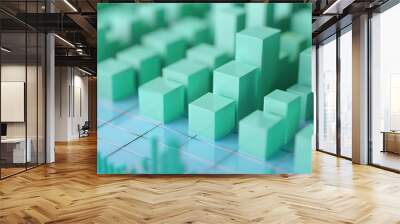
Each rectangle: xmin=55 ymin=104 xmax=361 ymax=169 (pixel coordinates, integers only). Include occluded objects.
xmin=97 ymin=3 xmax=313 ymax=174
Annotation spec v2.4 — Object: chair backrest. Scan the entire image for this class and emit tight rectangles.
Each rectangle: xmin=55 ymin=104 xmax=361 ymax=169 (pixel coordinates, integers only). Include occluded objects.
xmin=82 ymin=121 xmax=90 ymax=129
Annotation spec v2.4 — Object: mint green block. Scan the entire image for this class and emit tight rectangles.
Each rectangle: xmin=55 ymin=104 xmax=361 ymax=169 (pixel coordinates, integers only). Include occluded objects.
xmin=189 ymin=93 xmax=235 ymax=140
xmin=187 ymin=44 xmax=230 ymax=69
xmin=143 ymin=29 xmax=187 ymax=66
xmin=298 ymin=47 xmax=312 ymax=87
xmin=277 ymin=50 xmax=295 ymax=90
xmin=245 ymin=4 xmax=292 ymax=29
xmin=138 ymin=77 xmax=185 ymax=123
xmin=280 ymin=32 xmax=307 ymax=63
xmin=214 ymin=6 xmax=245 ymax=55
xmin=235 ymin=27 xmax=281 ymax=109
xmin=138 ymin=5 xmax=166 ymax=31
xmin=97 ymin=24 xmax=111 ymax=62
xmin=117 ymin=45 xmax=161 ymax=86
xmin=171 ymin=17 xmax=210 ymax=46
xmin=287 ymin=84 xmax=313 ymax=122
xmin=294 ymin=124 xmax=313 ymax=173
xmin=290 ymin=7 xmax=312 ymax=48
xmin=263 ymin=90 xmax=301 ymax=144
xmin=106 ymin=16 xmax=145 ymax=53
xmin=245 ymin=4 xmax=273 ymax=28
xmin=213 ymin=60 xmax=258 ymax=126
xmin=98 ymin=59 xmax=136 ymax=101
xmin=239 ymin=110 xmax=285 ymax=160
xmin=163 ymin=59 xmax=210 ymax=109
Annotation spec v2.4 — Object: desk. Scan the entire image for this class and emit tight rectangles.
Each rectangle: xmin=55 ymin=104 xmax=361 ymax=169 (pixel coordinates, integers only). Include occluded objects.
xmin=381 ymin=131 xmax=400 ymax=154
xmin=1 ymin=138 xmax=31 ymax=163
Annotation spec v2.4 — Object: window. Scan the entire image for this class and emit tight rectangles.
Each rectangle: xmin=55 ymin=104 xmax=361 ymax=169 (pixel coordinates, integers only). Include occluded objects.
xmin=370 ymin=3 xmax=400 ymax=171
xmin=317 ymin=35 xmax=337 ymax=154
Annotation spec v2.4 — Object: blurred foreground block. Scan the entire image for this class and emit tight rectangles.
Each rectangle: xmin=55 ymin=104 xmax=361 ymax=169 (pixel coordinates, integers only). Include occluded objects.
xmin=171 ymin=17 xmax=210 ymax=46
xmin=117 ymin=45 xmax=161 ymax=86
xmin=214 ymin=6 xmax=245 ymax=55
xmin=143 ymin=29 xmax=187 ymax=65
xmin=187 ymin=44 xmax=230 ymax=69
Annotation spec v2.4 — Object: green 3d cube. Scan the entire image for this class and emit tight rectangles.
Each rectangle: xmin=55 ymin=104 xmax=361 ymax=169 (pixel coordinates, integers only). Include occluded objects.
xmin=277 ymin=50 xmax=295 ymax=90
xmin=117 ymin=45 xmax=161 ymax=86
xmin=280 ymin=32 xmax=307 ymax=63
xmin=138 ymin=77 xmax=185 ymax=123
xmin=189 ymin=93 xmax=235 ymax=140
xmin=171 ymin=17 xmax=210 ymax=46
xmin=163 ymin=59 xmax=210 ymax=109
xmin=245 ymin=3 xmax=273 ymax=28
xmin=298 ymin=47 xmax=312 ymax=87
xmin=98 ymin=58 xmax=136 ymax=101
xmin=245 ymin=3 xmax=292 ymax=29
xmin=143 ymin=29 xmax=187 ymax=66
xmin=213 ymin=60 xmax=258 ymax=126
xmin=138 ymin=5 xmax=166 ymax=32
xmin=239 ymin=110 xmax=285 ymax=160
xmin=187 ymin=44 xmax=230 ymax=69
xmin=293 ymin=124 xmax=313 ymax=173
xmin=214 ymin=6 xmax=245 ymax=55
xmin=290 ymin=8 xmax=312 ymax=47
xmin=263 ymin=90 xmax=301 ymax=144
xmin=235 ymin=26 xmax=281 ymax=109
xmin=287 ymin=84 xmax=313 ymax=122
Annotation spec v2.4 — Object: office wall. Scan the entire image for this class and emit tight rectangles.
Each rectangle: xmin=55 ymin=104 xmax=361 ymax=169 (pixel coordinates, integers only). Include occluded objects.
xmin=54 ymin=67 xmax=89 ymax=141
xmin=1 ymin=64 xmax=41 ymax=139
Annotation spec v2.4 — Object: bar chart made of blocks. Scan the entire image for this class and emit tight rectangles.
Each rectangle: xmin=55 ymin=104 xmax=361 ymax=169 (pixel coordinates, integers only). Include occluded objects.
xmin=97 ymin=3 xmax=313 ymax=174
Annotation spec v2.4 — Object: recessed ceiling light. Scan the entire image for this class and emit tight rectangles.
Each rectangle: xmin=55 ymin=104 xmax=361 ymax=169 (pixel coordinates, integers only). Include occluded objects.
xmin=63 ymin=0 xmax=78 ymax=12
xmin=54 ymin=34 xmax=75 ymax=48
xmin=1 ymin=47 xmax=11 ymax=53
xmin=78 ymin=67 xmax=93 ymax=76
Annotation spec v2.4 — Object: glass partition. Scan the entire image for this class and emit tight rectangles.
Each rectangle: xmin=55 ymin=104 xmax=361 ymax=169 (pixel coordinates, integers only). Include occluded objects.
xmin=317 ymin=35 xmax=337 ymax=154
xmin=1 ymin=30 xmax=28 ymax=178
xmin=0 ymin=2 xmax=46 ymax=179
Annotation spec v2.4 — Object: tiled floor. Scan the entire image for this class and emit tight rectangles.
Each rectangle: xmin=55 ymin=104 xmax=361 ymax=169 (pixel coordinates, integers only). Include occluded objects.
xmin=98 ymin=96 xmax=300 ymax=174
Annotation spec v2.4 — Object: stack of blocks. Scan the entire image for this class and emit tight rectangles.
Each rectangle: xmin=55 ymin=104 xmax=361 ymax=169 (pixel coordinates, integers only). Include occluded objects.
xmin=98 ymin=4 xmax=313 ymax=164
xmin=116 ymin=45 xmax=161 ymax=86
xmin=163 ymin=59 xmax=210 ymax=111
xmin=213 ymin=60 xmax=258 ymax=127
xmin=235 ymin=26 xmax=281 ymax=109
xmin=263 ymin=89 xmax=301 ymax=144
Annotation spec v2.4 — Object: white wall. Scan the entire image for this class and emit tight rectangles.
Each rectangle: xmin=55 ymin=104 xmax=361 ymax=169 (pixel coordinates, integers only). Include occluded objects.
xmin=55 ymin=67 xmax=89 ymax=141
